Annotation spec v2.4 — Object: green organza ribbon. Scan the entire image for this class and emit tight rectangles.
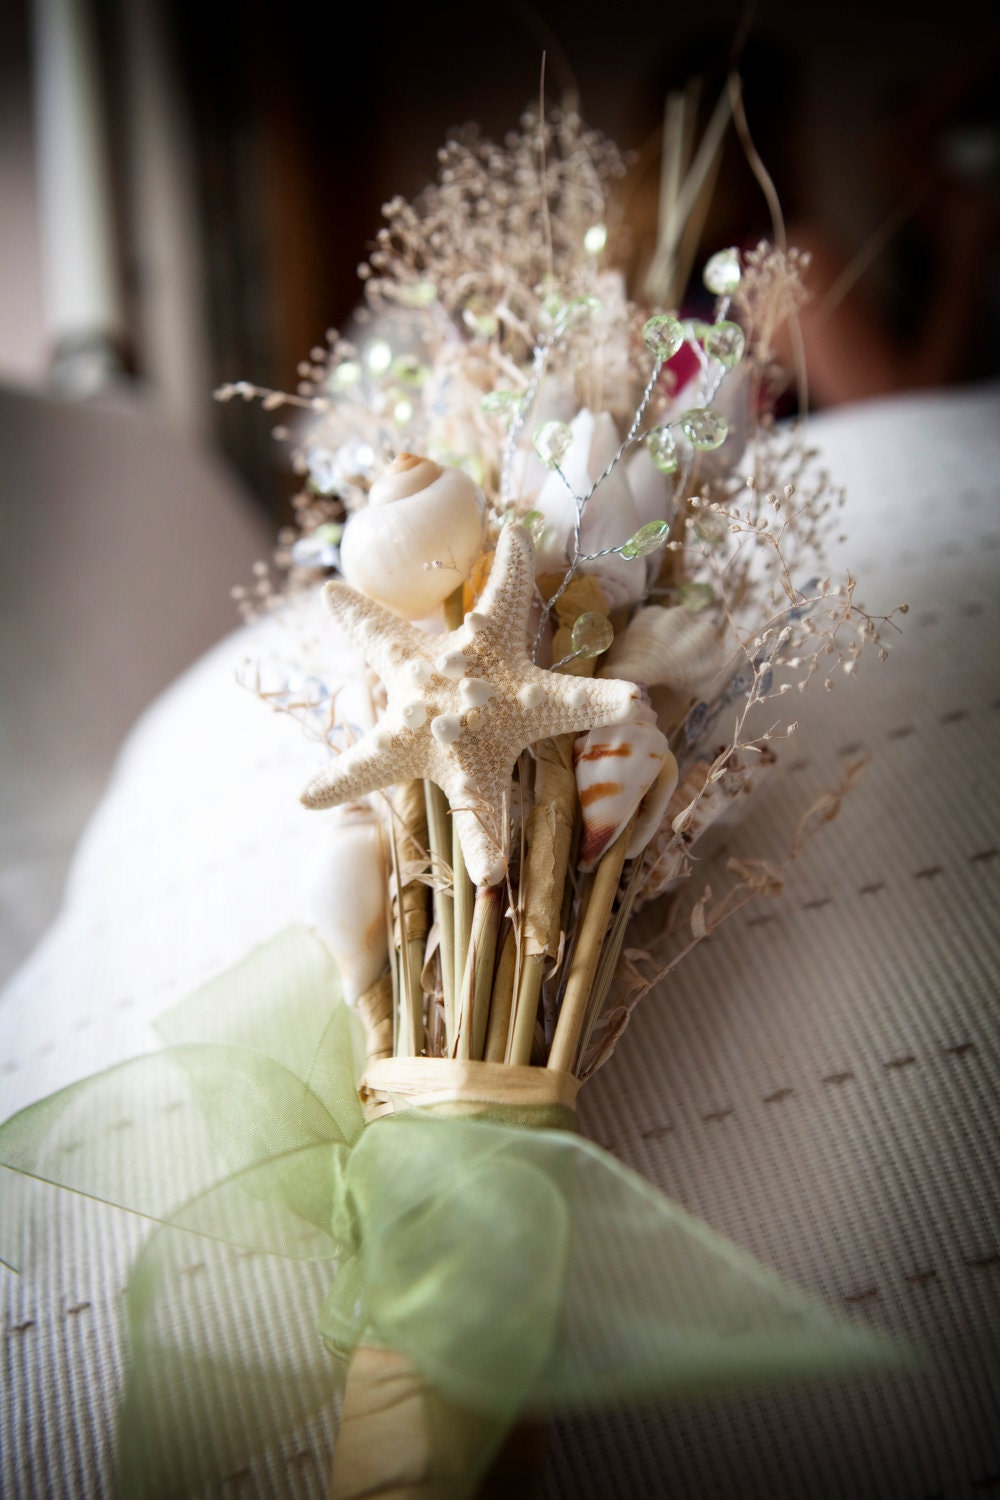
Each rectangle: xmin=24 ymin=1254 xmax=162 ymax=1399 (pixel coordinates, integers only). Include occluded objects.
xmin=0 ymin=927 xmax=906 ymax=1498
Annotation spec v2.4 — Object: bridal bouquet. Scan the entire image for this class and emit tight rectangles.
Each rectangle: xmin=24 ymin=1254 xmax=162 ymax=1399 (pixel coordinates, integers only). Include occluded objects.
xmin=1 ymin=106 xmax=905 ymax=1499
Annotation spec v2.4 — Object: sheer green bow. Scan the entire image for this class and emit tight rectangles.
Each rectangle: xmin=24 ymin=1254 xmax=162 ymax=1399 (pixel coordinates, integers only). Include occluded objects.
xmin=0 ymin=928 xmax=905 ymax=1498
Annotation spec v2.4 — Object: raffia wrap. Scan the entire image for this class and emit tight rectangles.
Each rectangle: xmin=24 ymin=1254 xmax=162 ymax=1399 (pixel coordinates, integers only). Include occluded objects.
xmin=333 ymin=1057 xmax=579 ymax=1500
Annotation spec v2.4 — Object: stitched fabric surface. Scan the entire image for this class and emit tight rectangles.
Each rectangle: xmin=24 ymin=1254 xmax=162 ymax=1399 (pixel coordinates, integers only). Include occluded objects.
xmin=1 ymin=384 xmax=997 ymax=1499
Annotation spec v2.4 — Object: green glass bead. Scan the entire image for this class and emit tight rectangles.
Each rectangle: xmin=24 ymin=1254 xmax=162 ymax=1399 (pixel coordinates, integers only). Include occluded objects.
xmin=571 ymin=612 xmax=614 ymax=657
xmin=619 ymin=520 xmax=670 ymax=560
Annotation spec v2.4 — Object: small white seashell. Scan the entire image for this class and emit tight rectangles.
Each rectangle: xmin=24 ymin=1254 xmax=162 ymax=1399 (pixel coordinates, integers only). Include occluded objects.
xmin=532 ymin=409 xmax=646 ymax=608
xmin=339 ymin=453 xmax=486 ymax=619
xmin=574 ymin=720 xmax=672 ymax=871
xmin=304 ymin=803 xmax=389 ymax=1005
xmin=625 ymin=444 xmax=673 ymax=530
xmin=431 ymin=713 xmax=462 ymax=745
xmin=598 ymin=606 xmax=725 ymax=693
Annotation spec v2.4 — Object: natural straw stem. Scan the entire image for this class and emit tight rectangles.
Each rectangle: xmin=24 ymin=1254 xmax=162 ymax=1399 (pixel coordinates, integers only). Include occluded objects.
xmin=506 ymin=735 xmax=577 ymax=1065
xmin=455 ymin=884 xmax=502 ymax=1061
xmin=507 ymin=958 xmax=544 ymax=1066
xmin=484 ymin=926 xmax=517 ymax=1062
xmin=393 ymin=782 xmax=430 ymax=1057
xmin=452 ymin=821 xmax=475 ymax=1036
xmin=424 ymin=783 xmax=455 ymax=1048
xmin=355 ymin=973 xmax=394 ymax=1064
xmin=576 ymin=855 xmax=645 ymax=1069
xmin=547 ymin=815 xmax=636 ymax=1075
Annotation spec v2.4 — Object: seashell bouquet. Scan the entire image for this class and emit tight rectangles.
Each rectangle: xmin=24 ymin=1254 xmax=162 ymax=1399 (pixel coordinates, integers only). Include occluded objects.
xmin=216 ymin=106 xmax=907 ymax=1494
xmin=0 ymin=104 xmax=907 ymax=1500
xmin=223 ymin=109 xmax=901 ymax=1088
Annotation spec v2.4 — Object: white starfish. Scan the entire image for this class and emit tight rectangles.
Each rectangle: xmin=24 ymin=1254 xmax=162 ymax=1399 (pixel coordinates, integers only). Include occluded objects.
xmin=301 ymin=523 xmax=641 ymax=886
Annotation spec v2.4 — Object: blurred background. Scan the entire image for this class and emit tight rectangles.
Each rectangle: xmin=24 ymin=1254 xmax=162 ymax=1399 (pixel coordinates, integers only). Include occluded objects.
xmin=0 ymin=0 xmax=999 ymax=979
xmin=3 ymin=0 xmax=1000 ymax=510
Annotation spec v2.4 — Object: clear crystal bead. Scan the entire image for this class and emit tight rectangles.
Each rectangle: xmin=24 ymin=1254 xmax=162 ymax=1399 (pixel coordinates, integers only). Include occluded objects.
xmin=291 ymin=523 xmax=342 ymax=570
xmin=337 ymin=439 xmax=376 ymax=478
xmin=704 ymin=320 xmax=746 ymax=368
xmin=642 ymin=314 xmax=685 ymax=360
xmin=306 ymin=446 xmax=338 ymax=493
xmin=533 ymin=420 xmax=573 ymax=468
xmin=571 ymin=611 xmax=614 ymax=657
xmin=680 ymin=408 xmax=729 ymax=450
xmin=646 ymin=426 xmax=679 ymax=474
xmin=619 ymin=520 xmax=670 ymax=560
xmin=703 ymin=248 xmax=742 ymax=296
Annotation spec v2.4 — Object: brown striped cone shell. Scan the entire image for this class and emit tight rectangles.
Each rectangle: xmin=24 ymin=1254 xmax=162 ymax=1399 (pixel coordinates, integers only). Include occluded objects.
xmin=574 ymin=719 xmax=672 ymax=872
xmin=626 ymin=747 xmax=680 ymax=859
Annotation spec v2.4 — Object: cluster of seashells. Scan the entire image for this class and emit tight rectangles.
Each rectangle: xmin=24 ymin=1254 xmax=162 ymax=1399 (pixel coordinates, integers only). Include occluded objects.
xmin=302 ymin=442 xmax=739 ymax=1002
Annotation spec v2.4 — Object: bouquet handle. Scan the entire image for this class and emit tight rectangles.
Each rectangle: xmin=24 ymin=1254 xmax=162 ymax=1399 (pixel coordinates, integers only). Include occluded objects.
xmin=331 ymin=1345 xmax=547 ymax=1500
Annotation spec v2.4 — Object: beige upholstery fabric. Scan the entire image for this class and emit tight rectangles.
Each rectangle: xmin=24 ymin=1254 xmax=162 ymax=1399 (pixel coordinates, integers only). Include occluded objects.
xmin=1 ymin=383 xmax=997 ymax=1497
xmin=0 ymin=384 xmax=271 ymax=984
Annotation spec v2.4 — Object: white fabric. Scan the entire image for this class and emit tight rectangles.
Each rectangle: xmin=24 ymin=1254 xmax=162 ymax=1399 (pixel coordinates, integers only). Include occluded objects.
xmin=1 ymin=383 xmax=998 ymax=1497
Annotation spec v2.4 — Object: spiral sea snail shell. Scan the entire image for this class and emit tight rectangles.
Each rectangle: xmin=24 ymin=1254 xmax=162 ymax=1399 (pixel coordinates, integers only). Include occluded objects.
xmin=598 ymin=605 xmax=725 ymax=694
xmin=339 ymin=453 xmax=486 ymax=619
